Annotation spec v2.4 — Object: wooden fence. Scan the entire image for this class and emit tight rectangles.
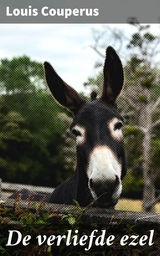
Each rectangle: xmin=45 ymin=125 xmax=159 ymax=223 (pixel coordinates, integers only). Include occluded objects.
xmin=0 ymin=178 xmax=160 ymax=226
xmin=0 ymin=178 xmax=54 ymax=200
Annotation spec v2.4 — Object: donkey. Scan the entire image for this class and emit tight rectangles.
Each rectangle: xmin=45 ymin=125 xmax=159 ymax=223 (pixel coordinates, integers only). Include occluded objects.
xmin=9 ymin=46 xmax=126 ymax=207
xmin=44 ymin=46 xmax=127 ymax=208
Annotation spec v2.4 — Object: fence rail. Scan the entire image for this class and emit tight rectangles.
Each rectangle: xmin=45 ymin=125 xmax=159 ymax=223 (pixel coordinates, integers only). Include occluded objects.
xmin=0 ymin=179 xmax=160 ymax=226
xmin=0 ymin=179 xmax=54 ymax=199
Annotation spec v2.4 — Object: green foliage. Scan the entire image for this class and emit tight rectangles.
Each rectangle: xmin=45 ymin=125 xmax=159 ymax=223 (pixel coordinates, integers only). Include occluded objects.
xmin=0 ymin=97 xmax=48 ymax=184
xmin=127 ymin=24 xmax=156 ymax=50
xmin=151 ymin=140 xmax=160 ymax=169
xmin=124 ymin=125 xmax=143 ymax=169
xmin=84 ymin=72 xmax=103 ymax=93
xmin=126 ymin=55 xmax=143 ymax=74
xmin=141 ymin=77 xmax=154 ymax=89
xmin=0 ymin=200 xmax=160 ymax=255
xmin=0 ymin=56 xmax=44 ymax=94
xmin=138 ymin=95 xmax=148 ymax=103
xmin=0 ymin=56 xmax=74 ymax=187
xmin=2 ymin=111 xmax=32 ymax=143
xmin=122 ymin=169 xmax=143 ymax=199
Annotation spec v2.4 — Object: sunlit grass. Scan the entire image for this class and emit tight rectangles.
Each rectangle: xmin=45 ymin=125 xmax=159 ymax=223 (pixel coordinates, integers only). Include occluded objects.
xmin=115 ymin=198 xmax=160 ymax=213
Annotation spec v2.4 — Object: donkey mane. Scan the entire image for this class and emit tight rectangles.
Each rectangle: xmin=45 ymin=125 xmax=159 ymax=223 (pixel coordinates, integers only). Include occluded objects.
xmin=90 ymin=91 xmax=98 ymax=101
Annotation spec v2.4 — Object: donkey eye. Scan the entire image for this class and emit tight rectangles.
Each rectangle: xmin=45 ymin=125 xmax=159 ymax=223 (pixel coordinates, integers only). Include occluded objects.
xmin=72 ymin=128 xmax=82 ymax=137
xmin=71 ymin=125 xmax=86 ymax=145
xmin=114 ymin=122 xmax=123 ymax=131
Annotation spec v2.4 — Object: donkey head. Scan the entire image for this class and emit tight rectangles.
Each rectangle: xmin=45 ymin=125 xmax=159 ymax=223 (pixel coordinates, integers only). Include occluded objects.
xmin=44 ymin=46 xmax=126 ymax=208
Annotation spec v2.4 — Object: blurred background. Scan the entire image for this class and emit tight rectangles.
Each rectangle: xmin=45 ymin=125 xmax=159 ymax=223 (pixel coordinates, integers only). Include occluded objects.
xmin=0 ymin=22 xmax=160 ymax=212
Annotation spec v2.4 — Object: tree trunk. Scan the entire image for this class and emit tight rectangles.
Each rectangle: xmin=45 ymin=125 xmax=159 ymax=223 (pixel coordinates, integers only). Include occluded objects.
xmin=142 ymin=106 xmax=156 ymax=212
xmin=142 ymin=171 xmax=156 ymax=212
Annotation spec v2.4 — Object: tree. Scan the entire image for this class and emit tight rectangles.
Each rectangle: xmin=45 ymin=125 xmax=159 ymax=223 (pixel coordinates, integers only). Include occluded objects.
xmin=123 ymin=24 xmax=160 ymax=212
xmin=0 ymin=96 xmax=34 ymax=182
xmin=0 ymin=56 xmax=44 ymax=95
xmin=0 ymin=56 xmax=75 ymax=187
xmin=85 ymin=24 xmax=160 ymax=212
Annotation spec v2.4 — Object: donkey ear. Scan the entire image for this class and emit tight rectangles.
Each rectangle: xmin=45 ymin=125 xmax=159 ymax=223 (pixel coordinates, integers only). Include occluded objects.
xmin=101 ymin=46 xmax=124 ymax=105
xmin=44 ymin=62 xmax=85 ymax=114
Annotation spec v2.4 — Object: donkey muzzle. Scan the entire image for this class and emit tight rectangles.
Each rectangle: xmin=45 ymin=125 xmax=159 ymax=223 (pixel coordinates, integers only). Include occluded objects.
xmin=87 ymin=146 xmax=122 ymax=207
xmin=89 ymin=175 xmax=121 ymax=207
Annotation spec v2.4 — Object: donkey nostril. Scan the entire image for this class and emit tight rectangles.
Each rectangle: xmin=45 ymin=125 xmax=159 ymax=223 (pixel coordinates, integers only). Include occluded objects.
xmin=89 ymin=179 xmax=100 ymax=191
xmin=90 ymin=178 xmax=93 ymax=188
xmin=115 ymin=175 xmax=119 ymax=186
xmin=89 ymin=176 xmax=119 ymax=196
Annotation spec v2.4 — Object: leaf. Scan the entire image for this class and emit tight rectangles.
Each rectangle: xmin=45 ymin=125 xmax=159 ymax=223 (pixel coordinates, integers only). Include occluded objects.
xmin=0 ymin=245 xmax=10 ymax=256
xmin=67 ymin=217 xmax=76 ymax=225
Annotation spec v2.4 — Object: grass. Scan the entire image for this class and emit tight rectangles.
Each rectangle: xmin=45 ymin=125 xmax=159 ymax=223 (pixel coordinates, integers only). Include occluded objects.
xmin=116 ymin=198 xmax=160 ymax=213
